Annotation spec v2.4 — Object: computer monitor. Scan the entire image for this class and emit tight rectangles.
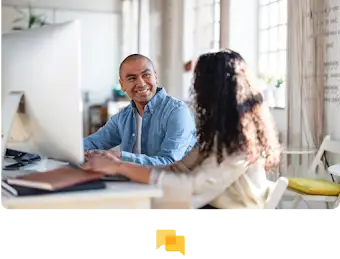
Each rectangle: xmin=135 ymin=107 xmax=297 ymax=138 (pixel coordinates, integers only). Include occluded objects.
xmin=1 ymin=20 xmax=84 ymax=165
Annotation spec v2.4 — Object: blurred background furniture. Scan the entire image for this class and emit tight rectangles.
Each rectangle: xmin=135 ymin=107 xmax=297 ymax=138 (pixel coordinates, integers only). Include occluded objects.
xmin=283 ymin=135 xmax=340 ymax=209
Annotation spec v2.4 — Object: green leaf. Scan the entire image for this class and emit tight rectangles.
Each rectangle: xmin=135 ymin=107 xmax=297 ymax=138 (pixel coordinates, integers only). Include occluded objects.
xmin=28 ymin=16 xmax=36 ymax=28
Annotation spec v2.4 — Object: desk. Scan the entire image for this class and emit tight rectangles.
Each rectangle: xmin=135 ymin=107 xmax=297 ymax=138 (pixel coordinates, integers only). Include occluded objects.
xmin=282 ymin=148 xmax=317 ymax=155
xmin=278 ymin=147 xmax=317 ymax=178
xmin=1 ymin=159 xmax=163 ymax=209
xmin=2 ymin=182 xmax=162 ymax=209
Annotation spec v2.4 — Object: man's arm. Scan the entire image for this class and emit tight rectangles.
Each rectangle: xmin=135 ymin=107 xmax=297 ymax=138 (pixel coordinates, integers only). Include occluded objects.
xmin=121 ymin=104 xmax=196 ymax=166
xmin=83 ymin=113 xmax=121 ymax=151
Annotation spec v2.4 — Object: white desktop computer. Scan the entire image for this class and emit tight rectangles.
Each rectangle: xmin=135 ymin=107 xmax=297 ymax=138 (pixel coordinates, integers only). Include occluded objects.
xmin=2 ymin=20 xmax=84 ymax=166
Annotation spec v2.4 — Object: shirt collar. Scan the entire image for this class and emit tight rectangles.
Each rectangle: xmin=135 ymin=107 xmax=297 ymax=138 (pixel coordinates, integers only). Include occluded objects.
xmin=130 ymin=87 xmax=167 ymax=114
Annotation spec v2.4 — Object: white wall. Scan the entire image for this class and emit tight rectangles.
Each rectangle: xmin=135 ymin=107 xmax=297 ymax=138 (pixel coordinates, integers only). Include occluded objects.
xmin=2 ymin=0 xmax=122 ymax=105
xmin=324 ymin=0 xmax=340 ymax=142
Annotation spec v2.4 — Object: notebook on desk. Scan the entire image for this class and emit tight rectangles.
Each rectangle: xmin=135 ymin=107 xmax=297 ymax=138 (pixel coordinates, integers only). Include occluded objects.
xmin=6 ymin=167 xmax=105 ymax=191
xmin=2 ymin=179 xmax=106 ymax=197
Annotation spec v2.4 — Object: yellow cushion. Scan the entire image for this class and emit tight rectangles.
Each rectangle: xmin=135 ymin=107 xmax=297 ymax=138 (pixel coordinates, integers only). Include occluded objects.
xmin=288 ymin=178 xmax=340 ymax=196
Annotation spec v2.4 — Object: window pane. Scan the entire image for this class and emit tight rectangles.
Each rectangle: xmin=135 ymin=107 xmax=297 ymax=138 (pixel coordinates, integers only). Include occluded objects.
xmin=214 ymin=2 xmax=220 ymax=22
xmin=196 ymin=24 xmax=214 ymax=51
xmin=214 ymin=21 xmax=220 ymax=43
xmin=269 ymin=27 xmax=278 ymax=51
xmin=269 ymin=2 xmax=279 ymax=27
xmin=198 ymin=0 xmax=215 ymax=6
xmin=278 ymin=25 xmax=287 ymax=50
xmin=268 ymin=52 xmax=278 ymax=75
xmin=278 ymin=51 xmax=287 ymax=75
xmin=259 ymin=31 xmax=269 ymax=52
xmin=211 ymin=40 xmax=219 ymax=50
xmin=259 ymin=6 xmax=269 ymax=29
xmin=259 ymin=54 xmax=268 ymax=75
xmin=279 ymin=0 xmax=287 ymax=24
xmin=260 ymin=0 xmax=270 ymax=5
xmin=122 ymin=0 xmax=138 ymax=55
xmin=197 ymin=7 xmax=214 ymax=26
xmin=258 ymin=0 xmax=287 ymax=107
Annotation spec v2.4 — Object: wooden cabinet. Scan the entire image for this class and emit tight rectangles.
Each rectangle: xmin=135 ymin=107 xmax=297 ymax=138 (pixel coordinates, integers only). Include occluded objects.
xmin=88 ymin=105 xmax=108 ymax=135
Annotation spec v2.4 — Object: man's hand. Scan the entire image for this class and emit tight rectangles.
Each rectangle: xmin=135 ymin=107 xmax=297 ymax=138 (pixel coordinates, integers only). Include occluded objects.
xmin=83 ymin=156 xmax=122 ymax=175
xmin=85 ymin=150 xmax=121 ymax=162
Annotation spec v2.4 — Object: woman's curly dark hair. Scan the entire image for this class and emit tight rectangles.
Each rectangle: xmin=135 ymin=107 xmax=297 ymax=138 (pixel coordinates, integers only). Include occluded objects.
xmin=192 ymin=49 xmax=281 ymax=171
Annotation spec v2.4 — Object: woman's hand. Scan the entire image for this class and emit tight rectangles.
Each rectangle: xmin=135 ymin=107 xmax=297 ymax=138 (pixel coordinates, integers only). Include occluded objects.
xmin=84 ymin=156 xmax=152 ymax=184
xmin=83 ymin=156 xmax=122 ymax=175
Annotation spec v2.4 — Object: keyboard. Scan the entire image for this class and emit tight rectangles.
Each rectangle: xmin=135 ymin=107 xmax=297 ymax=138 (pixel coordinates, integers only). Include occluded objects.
xmin=101 ymin=175 xmax=130 ymax=181
xmin=3 ymin=149 xmax=41 ymax=170
xmin=5 ymin=148 xmax=40 ymax=161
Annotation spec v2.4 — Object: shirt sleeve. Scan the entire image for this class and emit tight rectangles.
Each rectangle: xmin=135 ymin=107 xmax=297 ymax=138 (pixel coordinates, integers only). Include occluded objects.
xmin=83 ymin=113 xmax=121 ymax=151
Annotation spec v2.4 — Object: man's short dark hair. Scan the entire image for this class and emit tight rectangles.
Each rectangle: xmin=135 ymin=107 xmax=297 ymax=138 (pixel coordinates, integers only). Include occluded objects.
xmin=119 ymin=54 xmax=155 ymax=77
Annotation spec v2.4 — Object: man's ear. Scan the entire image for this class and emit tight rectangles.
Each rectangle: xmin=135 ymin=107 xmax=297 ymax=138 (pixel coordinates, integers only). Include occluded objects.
xmin=119 ymin=79 xmax=126 ymax=92
xmin=154 ymin=72 xmax=158 ymax=84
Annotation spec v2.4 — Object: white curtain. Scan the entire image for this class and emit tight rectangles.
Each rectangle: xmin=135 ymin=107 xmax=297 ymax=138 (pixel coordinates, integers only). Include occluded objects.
xmin=285 ymin=0 xmax=326 ymax=176
xmin=286 ymin=0 xmax=325 ymax=149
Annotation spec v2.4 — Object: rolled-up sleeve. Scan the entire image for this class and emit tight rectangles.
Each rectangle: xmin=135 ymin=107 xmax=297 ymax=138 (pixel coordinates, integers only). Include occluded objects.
xmin=83 ymin=114 xmax=121 ymax=151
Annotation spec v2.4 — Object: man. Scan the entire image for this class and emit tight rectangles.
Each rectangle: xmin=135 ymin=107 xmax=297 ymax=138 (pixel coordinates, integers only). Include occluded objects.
xmin=83 ymin=54 xmax=196 ymax=166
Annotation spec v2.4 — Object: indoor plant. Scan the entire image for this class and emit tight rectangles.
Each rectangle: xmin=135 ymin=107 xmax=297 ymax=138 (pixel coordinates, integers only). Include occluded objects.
xmin=12 ymin=5 xmax=49 ymax=30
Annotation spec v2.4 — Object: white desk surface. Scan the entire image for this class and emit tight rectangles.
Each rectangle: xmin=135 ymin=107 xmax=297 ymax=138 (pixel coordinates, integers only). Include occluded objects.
xmin=1 ymin=160 xmax=163 ymax=206
xmin=2 ymin=182 xmax=162 ymax=207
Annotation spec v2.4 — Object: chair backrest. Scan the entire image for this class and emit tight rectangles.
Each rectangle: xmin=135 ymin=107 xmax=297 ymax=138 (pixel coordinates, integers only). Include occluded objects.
xmin=309 ymin=135 xmax=340 ymax=174
xmin=264 ymin=177 xmax=288 ymax=209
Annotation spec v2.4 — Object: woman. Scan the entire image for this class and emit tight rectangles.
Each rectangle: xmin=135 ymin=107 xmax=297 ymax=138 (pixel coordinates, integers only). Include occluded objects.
xmin=84 ymin=49 xmax=281 ymax=209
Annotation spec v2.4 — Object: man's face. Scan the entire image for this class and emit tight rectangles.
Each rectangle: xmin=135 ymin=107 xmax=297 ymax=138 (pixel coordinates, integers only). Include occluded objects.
xmin=119 ymin=58 xmax=158 ymax=105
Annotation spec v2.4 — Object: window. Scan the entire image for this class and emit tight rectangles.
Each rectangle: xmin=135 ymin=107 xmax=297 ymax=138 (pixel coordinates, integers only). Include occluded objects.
xmin=258 ymin=0 xmax=287 ymax=108
xmin=122 ymin=0 xmax=139 ymax=57
xmin=193 ymin=0 xmax=220 ymax=56
xmin=212 ymin=0 xmax=221 ymax=50
xmin=182 ymin=0 xmax=220 ymax=100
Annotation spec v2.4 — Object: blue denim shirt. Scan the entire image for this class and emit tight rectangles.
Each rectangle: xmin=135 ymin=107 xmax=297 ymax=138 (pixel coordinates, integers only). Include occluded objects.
xmin=83 ymin=88 xmax=197 ymax=166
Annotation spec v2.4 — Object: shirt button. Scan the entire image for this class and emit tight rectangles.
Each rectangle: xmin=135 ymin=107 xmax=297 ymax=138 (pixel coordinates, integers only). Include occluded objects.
xmin=132 ymin=133 xmax=135 ymax=136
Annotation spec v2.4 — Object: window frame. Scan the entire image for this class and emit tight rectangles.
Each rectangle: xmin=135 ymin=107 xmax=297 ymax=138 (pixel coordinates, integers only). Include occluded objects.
xmin=193 ymin=0 xmax=221 ymax=55
xmin=257 ymin=0 xmax=287 ymax=109
xmin=121 ymin=0 xmax=139 ymax=57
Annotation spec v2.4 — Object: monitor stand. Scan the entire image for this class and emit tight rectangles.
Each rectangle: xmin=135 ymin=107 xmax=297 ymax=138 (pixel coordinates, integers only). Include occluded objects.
xmin=19 ymin=158 xmax=69 ymax=172
xmin=2 ymin=91 xmax=25 ymax=166
xmin=2 ymin=92 xmax=75 ymax=174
